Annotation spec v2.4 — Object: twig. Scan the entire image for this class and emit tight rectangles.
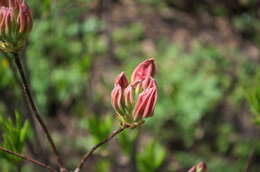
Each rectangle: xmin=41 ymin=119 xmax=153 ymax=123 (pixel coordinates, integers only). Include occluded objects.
xmin=12 ymin=52 xmax=65 ymax=170
xmin=0 ymin=146 xmax=57 ymax=172
xmin=74 ymin=125 xmax=128 ymax=172
xmin=5 ymin=52 xmax=45 ymax=160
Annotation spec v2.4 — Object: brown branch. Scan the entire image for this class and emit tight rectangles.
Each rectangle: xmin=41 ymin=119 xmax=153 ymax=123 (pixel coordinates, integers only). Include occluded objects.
xmin=0 ymin=146 xmax=57 ymax=172
xmin=5 ymin=52 xmax=46 ymax=160
xmin=12 ymin=52 xmax=65 ymax=171
xmin=74 ymin=125 xmax=128 ymax=172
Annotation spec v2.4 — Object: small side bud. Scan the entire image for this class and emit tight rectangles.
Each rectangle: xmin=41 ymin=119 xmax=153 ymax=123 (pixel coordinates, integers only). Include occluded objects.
xmin=111 ymin=85 xmax=124 ymax=115
xmin=188 ymin=162 xmax=207 ymax=172
xmin=124 ymin=85 xmax=134 ymax=108
xmin=0 ymin=7 xmax=12 ymax=35
xmin=17 ymin=0 xmax=32 ymax=34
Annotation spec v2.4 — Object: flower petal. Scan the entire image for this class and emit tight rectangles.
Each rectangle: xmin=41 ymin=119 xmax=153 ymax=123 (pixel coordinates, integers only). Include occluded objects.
xmin=114 ymin=72 xmax=129 ymax=89
xmin=131 ymin=58 xmax=155 ymax=82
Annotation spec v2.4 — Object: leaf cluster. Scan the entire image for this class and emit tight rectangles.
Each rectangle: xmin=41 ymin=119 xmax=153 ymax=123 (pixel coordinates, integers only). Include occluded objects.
xmin=0 ymin=112 xmax=30 ymax=164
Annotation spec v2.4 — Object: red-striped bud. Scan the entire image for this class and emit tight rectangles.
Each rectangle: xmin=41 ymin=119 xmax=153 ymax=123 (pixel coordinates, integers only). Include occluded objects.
xmin=111 ymin=73 xmax=128 ymax=122
xmin=131 ymin=58 xmax=155 ymax=82
xmin=124 ymin=85 xmax=134 ymax=108
xmin=133 ymin=87 xmax=157 ymax=120
xmin=111 ymin=85 xmax=124 ymax=115
xmin=188 ymin=162 xmax=207 ymax=172
xmin=111 ymin=59 xmax=158 ymax=128
xmin=115 ymin=72 xmax=129 ymax=88
xmin=0 ymin=0 xmax=32 ymax=53
xmin=0 ymin=7 xmax=12 ymax=35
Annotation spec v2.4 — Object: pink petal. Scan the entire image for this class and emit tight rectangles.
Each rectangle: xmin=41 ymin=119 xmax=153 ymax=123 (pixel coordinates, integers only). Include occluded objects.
xmin=114 ymin=72 xmax=129 ymax=89
xmin=143 ymin=87 xmax=157 ymax=118
xmin=131 ymin=58 xmax=155 ymax=82
xmin=111 ymin=85 xmax=123 ymax=114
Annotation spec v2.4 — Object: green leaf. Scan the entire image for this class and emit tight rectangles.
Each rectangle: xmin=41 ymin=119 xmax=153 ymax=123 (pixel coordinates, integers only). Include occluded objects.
xmin=83 ymin=115 xmax=113 ymax=144
xmin=247 ymin=85 xmax=260 ymax=124
xmin=20 ymin=120 xmax=30 ymax=143
xmin=118 ymin=130 xmax=139 ymax=155
xmin=0 ymin=112 xmax=30 ymax=164
xmin=137 ymin=139 xmax=166 ymax=172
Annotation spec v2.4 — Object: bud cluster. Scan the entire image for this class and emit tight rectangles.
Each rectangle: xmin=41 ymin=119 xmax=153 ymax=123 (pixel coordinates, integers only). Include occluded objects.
xmin=111 ymin=58 xmax=157 ymax=128
xmin=0 ymin=0 xmax=32 ymax=53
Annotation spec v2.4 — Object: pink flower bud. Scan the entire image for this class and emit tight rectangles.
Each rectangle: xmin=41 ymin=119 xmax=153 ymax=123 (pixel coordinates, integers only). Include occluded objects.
xmin=188 ymin=162 xmax=207 ymax=172
xmin=131 ymin=58 xmax=155 ymax=82
xmin=124 ymin=85 xmax=134 ymax=108
xmin=188 ymin=166 xmax=196 ymax=172
xmin=133 ymin=87 xmax=157 ymax=120
xmin=0 ymin=7 xmax=12 ymax=34
xmin=114 ymin=72 xmax=129 ymax=88
xmin=17 ymin=0 xmax=32 ymax=33
xmin=0 ymin=0 xmax=32 ymax=52
xmin=111 ymin=58 xmax=158 ymax=127
xmin=111 ymin=85 xmax=124 ymax=115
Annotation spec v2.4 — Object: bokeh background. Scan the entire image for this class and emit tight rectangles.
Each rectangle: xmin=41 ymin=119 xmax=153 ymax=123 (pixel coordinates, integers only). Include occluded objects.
xmin=1 ymin=0 xmax=260 ymax=171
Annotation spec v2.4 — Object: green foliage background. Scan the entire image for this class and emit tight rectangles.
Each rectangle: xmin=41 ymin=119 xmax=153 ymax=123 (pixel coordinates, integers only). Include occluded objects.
xmin=1 ymin=0 xmax=260 ymax=171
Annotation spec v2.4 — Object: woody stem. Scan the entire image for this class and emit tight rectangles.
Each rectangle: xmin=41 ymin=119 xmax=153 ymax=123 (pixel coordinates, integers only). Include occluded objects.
xmin=0 ymin=146 xmax=57 ymax=172
xmin=13 ymin=52 xmax=65 ymax=171
xmin=74 ymin=125 xmax=128 ymax=172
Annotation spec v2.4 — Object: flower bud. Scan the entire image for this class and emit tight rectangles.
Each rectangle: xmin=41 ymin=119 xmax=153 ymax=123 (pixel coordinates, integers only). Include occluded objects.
xmin=131 ymin=58 xmax=155 ymax=82
xmin=0 ymin=7 xmax=12 ymax=35
xmin=111 ymin=59 xmax=157 ymax=128
xmin=17 ymin=0 xmax=32 ymax=33
xmin=115 ymin=72 xmax=128 ymax=88
xmin=0 ymin=0 xmax=32 ymax=53
xmin=133 ymin=87 xmax=157 ymax=120
xmin=111 ymin=85 xmax=124 ymax=115
xmin=188 ymin=162 xmax=207 ymax=172
xmin=124 ymin=85 xmax=134 ymax=109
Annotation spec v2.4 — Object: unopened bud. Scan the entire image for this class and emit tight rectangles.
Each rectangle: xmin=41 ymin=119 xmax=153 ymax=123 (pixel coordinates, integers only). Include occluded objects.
xmin=111 ymin=59 xmax=158 ymax=128
xmin=131 ymin=58 xmax=155 ymax=82
xmin=115 ymin=72 xmax=129 ymax=88
xmin=133 ymin=87 xmax=157 ymax=120
xmin=0 ymin=0 xmax=32 ymax=53
xmin=111 ymin=85 xmax=124 ymax=115
xmin=124 ymin=85 xmax=134 ymax=109
xmin=188 ymin=162 xmax=207 ymax=172
xmin=0 ymin=7 xmax=12 ymax=35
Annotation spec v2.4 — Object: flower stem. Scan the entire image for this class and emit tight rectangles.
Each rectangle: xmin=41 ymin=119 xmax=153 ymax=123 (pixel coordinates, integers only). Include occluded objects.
xmin=13 ymin=52 xmax=65 ymax=171
xmin=0 ymin=146 xmax=57 ymax=172
xmin=74 ymin=125 xmax=128 ymax=172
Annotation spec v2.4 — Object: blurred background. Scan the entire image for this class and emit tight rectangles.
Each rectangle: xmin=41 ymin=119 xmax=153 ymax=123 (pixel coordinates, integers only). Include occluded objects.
xmin=1 ymin=0 xmax=260 ymax=171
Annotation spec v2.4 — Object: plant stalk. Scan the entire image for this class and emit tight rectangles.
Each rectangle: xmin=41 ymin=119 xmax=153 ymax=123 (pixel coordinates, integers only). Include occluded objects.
xmin=0 ymin=146 xmax=57 ymax=172
xmin=74 ymin=125 xmax=128 ymax=172
xmin=13 ymin=52 xmax=65 ymax=171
